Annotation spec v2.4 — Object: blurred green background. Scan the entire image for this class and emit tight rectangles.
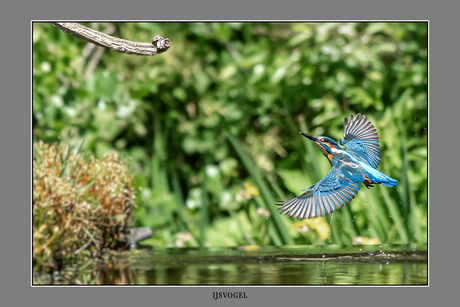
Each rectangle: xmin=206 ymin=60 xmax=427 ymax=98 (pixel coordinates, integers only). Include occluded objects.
xmin=32 ymin=22 xmax=427 ymax=248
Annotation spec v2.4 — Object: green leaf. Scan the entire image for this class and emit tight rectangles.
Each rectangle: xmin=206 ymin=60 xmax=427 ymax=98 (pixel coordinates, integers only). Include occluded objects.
xmin=277 ymin=169 xmax=311 ymax=195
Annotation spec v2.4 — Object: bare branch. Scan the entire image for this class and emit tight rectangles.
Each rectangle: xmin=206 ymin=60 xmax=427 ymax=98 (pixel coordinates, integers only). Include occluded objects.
xmin=50 ymin=22 xmax=171 ymax=56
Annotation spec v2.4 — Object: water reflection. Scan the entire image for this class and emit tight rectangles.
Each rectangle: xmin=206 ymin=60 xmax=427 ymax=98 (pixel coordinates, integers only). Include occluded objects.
xmin=34 ymin=259 xmax=135 ymax=285
xmin=34 ymin=244 xmax=427 ymax=285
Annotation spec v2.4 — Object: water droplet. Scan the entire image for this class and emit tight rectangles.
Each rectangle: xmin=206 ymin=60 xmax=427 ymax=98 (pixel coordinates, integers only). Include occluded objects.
xmin=322 ymin=255 xmax=325 ymax=258
xmin=368 ymin=228 xmax=371 ymax=231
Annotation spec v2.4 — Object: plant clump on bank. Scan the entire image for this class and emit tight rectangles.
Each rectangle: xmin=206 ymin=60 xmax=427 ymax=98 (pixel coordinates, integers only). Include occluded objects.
xmin=33 ymin=141 xmax=136 ymax=271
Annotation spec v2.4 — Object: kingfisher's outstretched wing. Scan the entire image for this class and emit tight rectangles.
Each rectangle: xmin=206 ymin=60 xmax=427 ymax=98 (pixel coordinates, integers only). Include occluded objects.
xmin=342 ymin=113 xmax=380 ymax=168
xmin=276 ymin=162 xmax=360 ymax=219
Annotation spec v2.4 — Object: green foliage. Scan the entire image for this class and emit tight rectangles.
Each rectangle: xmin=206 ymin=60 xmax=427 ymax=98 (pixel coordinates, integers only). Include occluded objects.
xmin=33 ymin=22 xmax=427 ymax=247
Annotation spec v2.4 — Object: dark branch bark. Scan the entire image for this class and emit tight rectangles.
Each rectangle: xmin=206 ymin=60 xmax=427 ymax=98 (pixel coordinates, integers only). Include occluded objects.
xmin=50 ymin=22 xmax=170 ymax=56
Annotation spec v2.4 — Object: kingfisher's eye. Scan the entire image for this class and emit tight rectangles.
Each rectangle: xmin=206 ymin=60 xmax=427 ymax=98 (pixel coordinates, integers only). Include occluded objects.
xmin=324 ymin=139 xmax=328 ymax=143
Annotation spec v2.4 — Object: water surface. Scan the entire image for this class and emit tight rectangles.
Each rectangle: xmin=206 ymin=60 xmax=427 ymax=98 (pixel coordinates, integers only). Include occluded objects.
xmin=34 ymin=244 xmax=427 ymax=285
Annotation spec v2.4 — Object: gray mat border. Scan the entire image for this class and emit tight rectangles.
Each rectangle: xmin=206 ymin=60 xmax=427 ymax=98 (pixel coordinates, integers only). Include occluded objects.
xmin=1 ymin=0 xmax=454 ymax=305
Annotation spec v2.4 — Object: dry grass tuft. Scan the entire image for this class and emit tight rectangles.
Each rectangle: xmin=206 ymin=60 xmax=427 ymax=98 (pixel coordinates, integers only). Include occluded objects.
xmin=33 ymin=141 xmax=136 ymax=270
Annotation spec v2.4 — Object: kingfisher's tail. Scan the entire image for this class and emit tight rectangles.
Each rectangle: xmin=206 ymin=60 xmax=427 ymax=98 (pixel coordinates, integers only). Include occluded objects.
xmin=361 ymin=163 xmax=398 ymax=187
xmin=380 ymin=177 xmax=397 ymax=187
xmin=382 ymin=178 xmax=398 ymax=187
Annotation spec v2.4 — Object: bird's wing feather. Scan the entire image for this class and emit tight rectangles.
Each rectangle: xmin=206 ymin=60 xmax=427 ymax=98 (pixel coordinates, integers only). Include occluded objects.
xmin=343 ymin=113 xmax=380 ymax=168
xmin=276 ymin=163 xmax=360 ymax=219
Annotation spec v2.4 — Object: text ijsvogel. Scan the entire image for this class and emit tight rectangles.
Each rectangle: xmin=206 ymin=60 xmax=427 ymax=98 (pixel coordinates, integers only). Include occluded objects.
xmin=212 ymin=292 xmax=248 ymax=300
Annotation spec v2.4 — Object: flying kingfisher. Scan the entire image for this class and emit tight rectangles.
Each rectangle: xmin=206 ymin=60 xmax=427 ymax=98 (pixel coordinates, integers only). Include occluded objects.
xmin=276 ymin=113 xmax=397 ymax=219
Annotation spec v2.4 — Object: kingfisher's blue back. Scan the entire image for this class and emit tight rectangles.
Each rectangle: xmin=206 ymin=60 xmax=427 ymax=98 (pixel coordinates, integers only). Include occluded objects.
xmin=277 ymin=113 xmax=397 ymax=219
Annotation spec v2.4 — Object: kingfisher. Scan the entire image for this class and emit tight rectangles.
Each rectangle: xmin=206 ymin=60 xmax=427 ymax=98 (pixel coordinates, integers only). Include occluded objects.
xmin=276 ymin=113 xmax=397 ymax=219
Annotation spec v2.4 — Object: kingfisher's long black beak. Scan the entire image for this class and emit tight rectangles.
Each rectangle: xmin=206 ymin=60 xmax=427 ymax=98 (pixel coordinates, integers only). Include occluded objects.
xmin=299 ymin=132 xmax=318 ymax=142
